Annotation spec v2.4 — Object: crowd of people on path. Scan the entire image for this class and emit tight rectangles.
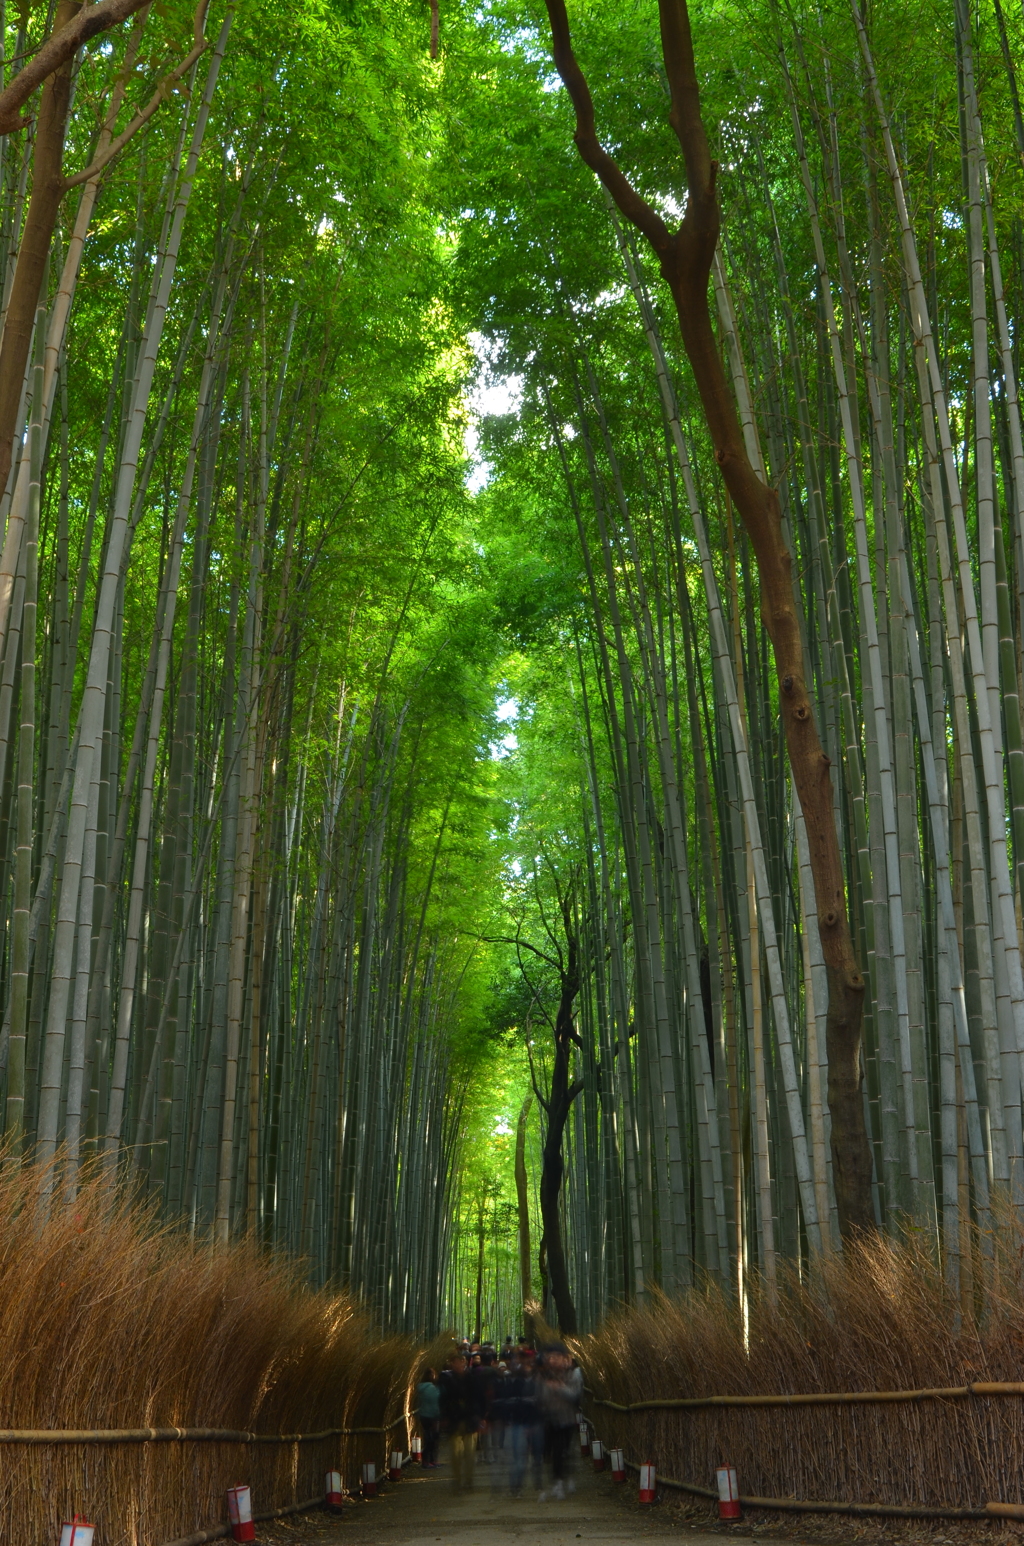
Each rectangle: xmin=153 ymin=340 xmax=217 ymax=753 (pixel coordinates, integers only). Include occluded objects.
xmin=414 ymin=1337 xmax=584 ymax=1501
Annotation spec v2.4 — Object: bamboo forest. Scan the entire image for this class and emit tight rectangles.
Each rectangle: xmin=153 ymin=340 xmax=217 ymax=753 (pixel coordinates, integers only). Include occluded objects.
xmin=2 ymin=0 xmax=1024 ymax=1361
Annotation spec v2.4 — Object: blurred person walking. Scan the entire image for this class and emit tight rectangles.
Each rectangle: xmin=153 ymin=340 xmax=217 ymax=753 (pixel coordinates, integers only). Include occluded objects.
xmin=501 ymin=1352 xmax=543 ymax=1497
xmin=536 ymin=1343 xmax=582 ymax=1502
xmin=415 ymin=1366 xmax=441 ymax=1468
xmin=474 ymin=1348 xmax=501 ymax=1469
xmin=439 ymin=1351 xmax=481 ymax=1492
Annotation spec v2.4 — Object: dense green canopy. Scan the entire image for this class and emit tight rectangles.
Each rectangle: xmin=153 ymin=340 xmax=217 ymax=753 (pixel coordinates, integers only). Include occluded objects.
xmin=0 ymin=0 xmax=1021 ymax=1332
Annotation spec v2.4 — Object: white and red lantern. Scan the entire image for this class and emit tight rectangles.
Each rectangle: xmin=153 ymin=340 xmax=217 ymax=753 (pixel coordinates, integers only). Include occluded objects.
xmin=578 ymin=1419 xmax=590 ymax=1454
xmin=389 ymin=1450 xmax=403 ymax=1481
xmin=361 ymin=1462 xmax=377 ymax=1497
xmin=716 ymin=1464 xmax=741 ymax=1521
xmin=326 ymin=1471 xmax=343 ymax=1509
xmin=226 ymin=1485 xmax=255 ymax=1543
xmin=410 ymin=1436 xmax=423 ymax=1463
xmin=591 ymin=1437 xmax=605 ymax=1472
xmin=610 ymin=1447 xmax=626 ymax=1482
xmin=59 ymin=1519 xmax=95 ymax=1546
xmin=638 ymin=1462 xmax=656 ymax=1504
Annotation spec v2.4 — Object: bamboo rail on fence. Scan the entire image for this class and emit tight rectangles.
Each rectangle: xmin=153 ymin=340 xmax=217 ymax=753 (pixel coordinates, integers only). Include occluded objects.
xmin=615 ymin=1457 xmax=1000 ymax=1521
xmin=0 ymin=1410 xmax=413 ymax=1545
xmin=0 ymin=1414 xmax=411 ymax=1443
xmin=611 ymin=1454 xmax=1011 ymax=1521
xmin=587 ymin=1381 xmax=1024 ymax=1410
xmin=584 ymin=1386 xmax=1024 ymax=1521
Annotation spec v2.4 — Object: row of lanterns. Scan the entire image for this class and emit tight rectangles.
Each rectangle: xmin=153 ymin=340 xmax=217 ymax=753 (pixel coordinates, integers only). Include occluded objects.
xmin=578 ymin=1414 xmax=742 ymax=1519
xmin=59 ymin=1436 xmax=744 ymax=1539
xmin=226 ymin=1459 xmax=404 ymax=1543
xmin=578 ymin=1413 xmax=622 ymax=1477
xmin=58 ymin=1459 xmax=405 ymax=1546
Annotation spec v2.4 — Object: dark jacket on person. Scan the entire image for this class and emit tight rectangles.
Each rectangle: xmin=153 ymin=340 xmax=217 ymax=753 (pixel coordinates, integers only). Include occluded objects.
xmin=438 ymin=1367 xmax=480 ymax=1428
xmin=493 ymin=1369 xmax=539 ymax=1426
xmin=471 ymin=1359 xmax=499 ymax=1421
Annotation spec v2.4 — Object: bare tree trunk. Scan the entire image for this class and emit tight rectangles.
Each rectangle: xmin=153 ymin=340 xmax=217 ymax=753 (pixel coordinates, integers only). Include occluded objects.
xmin=473 ymin=1198 xmax=485 ymax=1343
xmin=541 ymin=0 xmax=874 ymax=1234
xmin=0 ymin=0 xmax=80 ymax=514
xmin=515 ymin=1095 xmax=533 ymax=1337
xmin=538 ymin=913 xmax=582 ymax=1334
xmin=2 ymin=284 xmax=43 ymax=1150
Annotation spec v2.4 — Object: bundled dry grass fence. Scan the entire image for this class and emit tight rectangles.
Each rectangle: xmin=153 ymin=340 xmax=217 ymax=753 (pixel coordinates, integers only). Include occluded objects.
xmin=578 ymin=1231 xmax=1024 ymax=1516
xmin=0 ymin=1157 xmax=417 ymax=1545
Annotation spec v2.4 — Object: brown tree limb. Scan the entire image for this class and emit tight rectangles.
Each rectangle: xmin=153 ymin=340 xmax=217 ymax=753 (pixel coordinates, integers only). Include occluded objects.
xmin=64 ymin=10 xmax=209 ymax=188
xmin=0 ymin=0 xmax=82 ymax=510
xmin=0 ymin=2 xmax=207 ymax=516
xmin=546 ymin=0 xmax=669 ymax=250
xmin=540 ymin=0 xmax=875 ymax=1236
xmin=0 ymin=0 xmax=152 ymax=134
xmin=479 ymin=932 xmax=560 ymax=971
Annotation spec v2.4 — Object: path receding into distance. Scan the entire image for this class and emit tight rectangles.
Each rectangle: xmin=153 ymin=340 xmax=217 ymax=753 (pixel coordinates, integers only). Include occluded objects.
xmin=262 ymin=1447 xmax=757 ymax=1546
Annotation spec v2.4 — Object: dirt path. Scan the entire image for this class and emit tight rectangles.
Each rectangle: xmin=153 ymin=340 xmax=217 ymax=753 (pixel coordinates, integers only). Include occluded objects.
xmin=260 ymin=1445 xmax=751 ymax=1546
xmin=253 ymin=1446 xmax=1015 ymax=1546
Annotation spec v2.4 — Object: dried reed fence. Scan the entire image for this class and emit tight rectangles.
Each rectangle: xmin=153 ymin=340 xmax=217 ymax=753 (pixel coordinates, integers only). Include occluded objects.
xmin=577 ymin=1231 xmax=1024 ymax=1515
xmin=0 ymin=1156 xmax=418 ymax=1545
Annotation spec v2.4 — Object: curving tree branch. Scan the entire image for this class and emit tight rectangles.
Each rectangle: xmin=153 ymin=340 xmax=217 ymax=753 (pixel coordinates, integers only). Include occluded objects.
xmin=65 ymin=6 xmax=209 ymax=188
xmin=540 ymin=0 xmax=875 ymax=1236
xmin=0 ymin=0 xmax=152 ymax=135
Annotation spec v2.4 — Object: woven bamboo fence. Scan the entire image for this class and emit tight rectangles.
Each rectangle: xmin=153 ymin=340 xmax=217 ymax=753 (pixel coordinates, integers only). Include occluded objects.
xmin=584 ymin=1383 xmax=1024 ymax=1518
xmin=575 ymin=1235 xmax=1024 ymax=1519
xmin=0 ymin=1163 xmax=426 ymax=1543
xmin=0 ymin=1407 xmax=413 ymax=1545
